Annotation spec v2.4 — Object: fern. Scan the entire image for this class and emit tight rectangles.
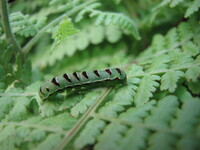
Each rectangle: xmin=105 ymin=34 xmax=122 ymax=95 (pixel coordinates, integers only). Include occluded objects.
xmin=89 ymin=11 xmax=141 ymax=40
xmin=0 ymin=0 xmax=200 ymax=150
xmin=74 ymin=119 xmax=106 ymax=149
xmin=52 ymin=17 xmax=79 ymax=49
xmin=145 ymin=95 xmax=179 ymax=129
xmin=134 ymin=75 xmax=160 ymax=106
xmin=10 ymin=12 xmax=46 ymax=37
xmin=117 ymin=127 xmax=149 ymax=150
xmin=160 ymin=70 xmax=184 ymax=93
xmin=148 ymin=132 xmax=178 ymax=150
xmin=71 ymin=91 xmax=101 ymax=117
xmin=33 ymin=24 xmax=124 ymax=66
xmin=94 ymin=123 xmax=127 ymax=150
xmin=97 ymin=81 xmax=138 ymax=117
xmin=121 ymin=100 xmax=156 ymax=122
xmin=185 ymin=0 xmax=200 ymax=18
xmin=171 ymin=99 xmax=200 ymax=134
xmin=153 ymin=0 xmax=200 ymax=18
xmin=75 ymin=3 xmax=140 ymax=40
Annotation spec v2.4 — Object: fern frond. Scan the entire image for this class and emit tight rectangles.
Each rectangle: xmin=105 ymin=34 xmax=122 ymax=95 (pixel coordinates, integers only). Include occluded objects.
xmin=40 ymin=101 xmax=61 ymax=117
xmin=75 ymin=2 xmax=101 ymax=22
xmin=160 ymin=70 xmax=184 ymax=93
xmin=178 ymin=22 xmax=193 ymax=41
xmin=185 ymin=66 xmax=200 ymax=82
xmin=182 ymin=41 xmax=199 ymax=56
xmin=59 ymin=94 xmax=84 ymax=111
xmin=170 ymin=0 xmax=184 ymax=7
xmin=75 ymin=3 xmax=140 ymax=40
xmin=98 ymin=78 xmax=139 ymax=117
xmin=165 ymin=28 xmax=179 ymax=49
xmin=117 ymin=127 xmax=149 ymax=150
xmin=119 ymin=100 xmax=156 ymax=123
xmin=71 ymin=91 xmax=101 ymax=117
xmin=26 ymin=129 xmax=46 ymax=142
xmin=187 ymin=81 xmax=200 ymax=94
xmin=34 ymin=134 xmax=62 ymax=150
xmin=171 ymin=99 xmax=200 ymax=134
xmin=0 ymin=96 xmax=13 ymax=120
xmin=152 ymin=0 xmax=170 ymax=12
xmin=38 ymin=112 xmax=77 ymax=129
xmin=90 ymin=10 xmax=141 ymax=40
xmin=52 ymin=17 xmax=79 ymax=49
xmin=0 ymin=82 xmax=40 ymax=121
xmin=7 ymin=97 xmax=31 ymax=121
xmin=185 ymin=0 xmax=200 ymax=18
xmin=169 ymin=50 xmax=194 ymax=69
xmin=0 ymin=125 xmax=16 ymax=150
xmin=49 ymin=0 xmax=67 ymax=5
xmin=151 ymin=34 xmax=166 ymax=52
xmin=148 ymin=132 xmax=178 ymax=150
xmin=175 ymin=86 xmax=195 ymax=102
xmin=74 ymin=119 xmax=105 ymax=149
xmin=94 ymin=123 xmax=127 ymax=150
xmin=146 ymin=54 xmax=171 ymax=72
xmin=10 ymin=12 xmax=46 ymax=37
xmin=134 ymin=75 xmax=160 ymax=106
xmin=153 ymin=0 xmax=200 ymax=18
xmin=177 ymin=136 xmax=200 ymax=150
xmin=58 ymin=1 xmax=79 ymax=12
xmin=145 ymin=95 xmax=179 ymax=129
xmin=39 ymin=24 xmax=124 ymax=66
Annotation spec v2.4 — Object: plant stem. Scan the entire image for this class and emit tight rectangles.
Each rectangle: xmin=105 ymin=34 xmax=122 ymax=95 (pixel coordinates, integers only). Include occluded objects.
xmin=0 ymin=0 xmax=24 ymax=60
xmin=54 ymin=88 xmax=112 ymax=150
xmin=22 ymin=0 xmax=96 ymax=54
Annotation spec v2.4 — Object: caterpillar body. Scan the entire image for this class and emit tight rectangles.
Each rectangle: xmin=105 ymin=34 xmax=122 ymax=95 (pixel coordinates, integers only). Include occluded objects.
xmin=39 ymin=68 xmax=126 ymax=100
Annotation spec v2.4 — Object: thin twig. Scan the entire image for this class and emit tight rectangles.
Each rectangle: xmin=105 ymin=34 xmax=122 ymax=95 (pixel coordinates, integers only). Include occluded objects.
xmin=0 ymin=0 xmax=25 ymax=61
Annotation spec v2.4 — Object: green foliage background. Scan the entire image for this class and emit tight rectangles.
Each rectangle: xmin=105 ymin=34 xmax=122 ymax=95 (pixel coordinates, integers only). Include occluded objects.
xmin=0 ymin=0 xmax=200 ymax=150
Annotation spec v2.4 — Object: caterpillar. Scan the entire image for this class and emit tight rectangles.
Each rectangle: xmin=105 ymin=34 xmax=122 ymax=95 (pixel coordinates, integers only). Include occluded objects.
xmin=39 ymin=68 xmax=126 ymax=100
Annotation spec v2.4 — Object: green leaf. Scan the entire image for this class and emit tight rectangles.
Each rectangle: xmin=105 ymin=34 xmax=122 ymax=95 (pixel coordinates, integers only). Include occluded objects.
xmin=74 ymin=119 xmax=106 ymax=149
xmin=0 ymin=96 xmax=14 ymax=120
xmin=187 ymin=81 xmax=200 ymax=94
xmin=145 ymin=95 xmax=179 ymax=129
xmin=185 ymin=0 xmax=200 ymax=18
xmin=119 ymin=100 xmax=156 ymax=123
xmin=40 ymin=101 xmax=60 ymax=117
xmin=182 ymin=41 xmax=199 ymax=56
xmin=94 ymin=123 xmax=127 ymax=150
xmin=185 ymin=66 xmax=200 ymax=81
xmin=10 ymin=12 xmax=46 ymax=37
xmin=7 ymin=97 xmax=31 ymax=121
xmin=151 ymin=34 xmax=166 ymax=52
xmin=170 ymin=0 xmax=184 ymax=7
xmin=98 ymin=81 xmax=139 ymax=117
xmin=134 ymin=75 xmax=160 ymax=106
xmin=71 ymin=91 xmax=101 ymax=117
xmin=34 ymin=134 xmax=62 ymax=150
xmin=52 ymin=17 xmax=79 ymax=49
xmin=148 ymin=132 xmax=178 ymax=150
xmin=93 ymin=12 xmax=141 ymax=40
xmin=117 ymin=127 xmax=149 ymax=150
xmin=171 ymin=99 xmax=200 ymax=134
xmin=160 ymin=70 xmax=184 ymax=92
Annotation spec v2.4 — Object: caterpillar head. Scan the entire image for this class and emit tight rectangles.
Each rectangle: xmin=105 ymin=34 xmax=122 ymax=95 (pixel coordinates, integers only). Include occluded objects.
xmin=39 ymin=86 xmax=49 ymax=100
